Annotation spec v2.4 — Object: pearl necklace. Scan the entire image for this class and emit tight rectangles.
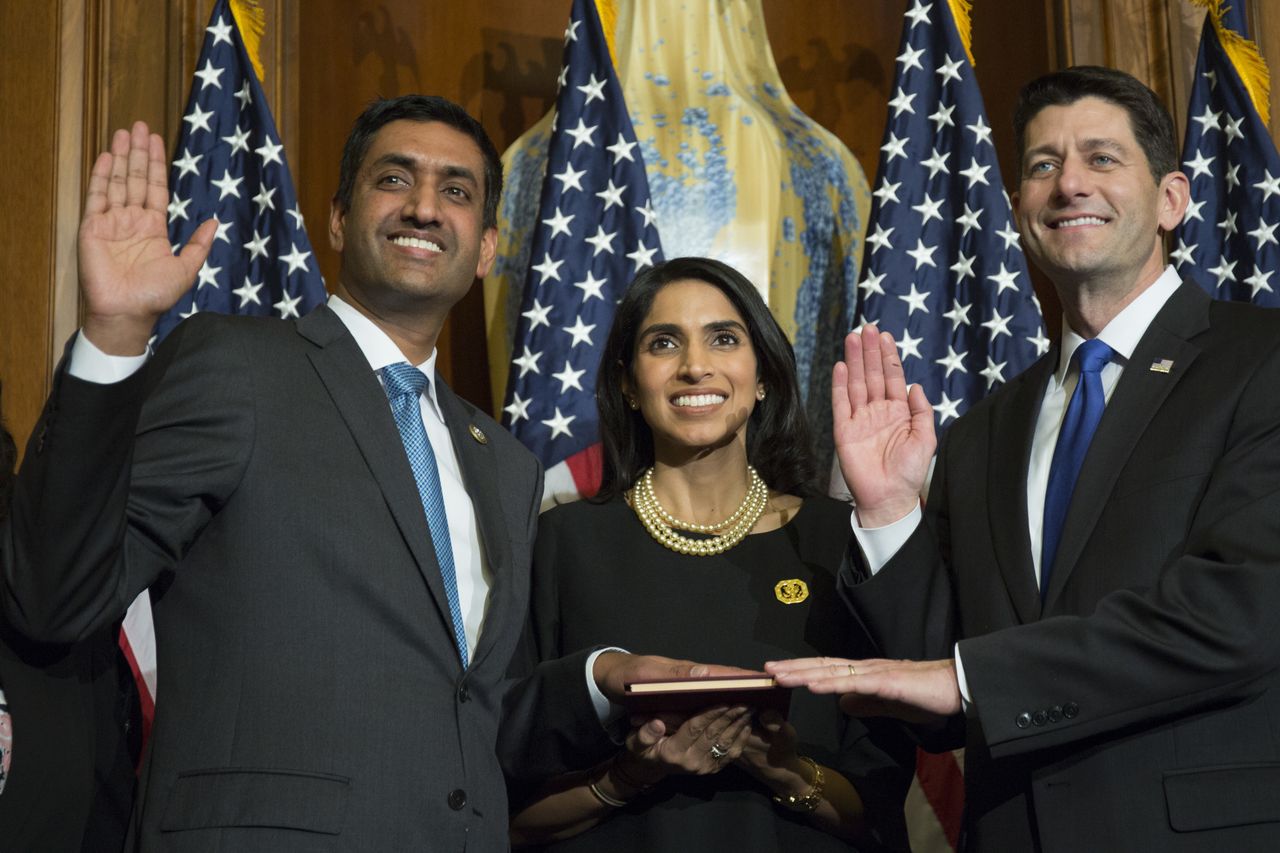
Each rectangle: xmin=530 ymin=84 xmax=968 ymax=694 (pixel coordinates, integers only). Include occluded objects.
xmin=630 ymin=466 xmax=769 ymax=556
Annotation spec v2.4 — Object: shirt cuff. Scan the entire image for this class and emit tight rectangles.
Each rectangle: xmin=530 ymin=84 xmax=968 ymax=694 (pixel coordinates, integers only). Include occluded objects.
xmin=68 ymin=330 xmax=149 ymax=384
xmin=850 ymin=503 xmax=923 ymax=575
xmin=954 ymin=643 xmax=973 ymax=711
xmin=585 ymin=647 xmax=629 ymax=731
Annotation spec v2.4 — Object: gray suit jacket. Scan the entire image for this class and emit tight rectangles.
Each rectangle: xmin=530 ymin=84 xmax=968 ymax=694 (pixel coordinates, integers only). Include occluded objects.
xmin=3 ymin=306 xmax=612 ymax=852
xmin=844 ymin=282 xmax=1280 ymax=852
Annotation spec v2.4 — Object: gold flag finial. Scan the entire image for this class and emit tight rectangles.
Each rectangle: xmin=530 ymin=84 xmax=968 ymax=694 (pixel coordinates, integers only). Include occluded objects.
xmin=948 ymin=0 xmax=975 ymax=68
xmin=229 ymin=0 xmax=267 ymax=84
xmin=594 ymin=0 xmax=619 ymax=72
xmin=1191 ymin=0 xmax=1271 ymax=126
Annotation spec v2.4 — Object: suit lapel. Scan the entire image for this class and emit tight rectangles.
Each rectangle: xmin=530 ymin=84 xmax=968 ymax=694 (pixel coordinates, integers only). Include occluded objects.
xmin=296 ymin=307 xmax=461 ymax=656
xmin=986 ymin=353 xmax=1055 ymax=624
xmin=434 ymin=380 xmax=514 ymax=672
xmin=1043 ymin=282 xmax=1210 ymax=607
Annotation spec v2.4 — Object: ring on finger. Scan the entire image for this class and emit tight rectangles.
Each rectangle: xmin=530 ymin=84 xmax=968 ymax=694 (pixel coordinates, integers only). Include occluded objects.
xmin=709 ymin=742 xmax=730 ymax=760
xmin=847 ymin=664 xmax=857 ymax=677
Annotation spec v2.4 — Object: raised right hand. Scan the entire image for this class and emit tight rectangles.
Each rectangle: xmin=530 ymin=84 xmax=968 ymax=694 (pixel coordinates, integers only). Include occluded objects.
xmin=833 ymin=324 xmax=937 ymax=527
xmin=78 ymin=121 xmax=216 ymax=354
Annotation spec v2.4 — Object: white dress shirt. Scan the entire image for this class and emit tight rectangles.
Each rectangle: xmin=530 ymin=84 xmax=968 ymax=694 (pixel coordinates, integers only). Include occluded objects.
xmin=848 ymin=266 xmax=1185 ymax=700
xmin=326 ymin=295 xmax=492 ymax=655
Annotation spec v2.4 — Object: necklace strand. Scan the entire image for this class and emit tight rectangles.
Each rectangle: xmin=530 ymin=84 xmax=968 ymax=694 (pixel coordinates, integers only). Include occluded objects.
xmin=638 ymin=467 xmax=759 ymax=532
xmin=630 ymin=466 xmax=768 ymax=556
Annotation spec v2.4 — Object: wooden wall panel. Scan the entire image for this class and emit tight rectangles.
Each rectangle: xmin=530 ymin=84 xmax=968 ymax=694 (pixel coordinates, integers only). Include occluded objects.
xmin=1069 ymin=0 xmax=1177 ymax=107
xmin=1249 ymin=0 xmax=1280 ymax=141
xmin=298 ymin=1 xmax=490 ymax=402
xmin=0 ymin=4 xmax=62 ymax=450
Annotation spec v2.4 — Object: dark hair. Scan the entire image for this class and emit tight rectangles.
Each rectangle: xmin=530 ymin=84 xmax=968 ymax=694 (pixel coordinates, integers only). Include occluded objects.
xmin=594 ymin=257 xmax=818 ymax=501
xmin=1013 ymin=66 xmax=1177 ymax=183
xmin=334 ymin=95 xmax=503 ymax=230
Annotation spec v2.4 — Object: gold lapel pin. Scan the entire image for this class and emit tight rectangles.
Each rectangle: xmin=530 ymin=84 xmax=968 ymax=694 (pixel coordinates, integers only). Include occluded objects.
xmin=468 ymin=424 xmax=488 ymax=444
xmin=774 ymin=578 xmax=809 ymax=605
xmin=1149 ymin=358 xmax=1174 ymax=374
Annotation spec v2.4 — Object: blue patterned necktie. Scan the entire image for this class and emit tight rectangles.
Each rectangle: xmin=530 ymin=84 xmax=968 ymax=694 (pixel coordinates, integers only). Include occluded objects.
xmin=1040 ymin=339 xmax=1114 ymax=600
xmin=382 ymin=362 xmax=468 ymax=667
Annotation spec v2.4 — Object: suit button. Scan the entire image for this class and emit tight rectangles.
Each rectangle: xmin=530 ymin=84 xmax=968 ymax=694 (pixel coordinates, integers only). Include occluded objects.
xmin=1032 ymin=710 xmax=1048 ymax=727
xmin=1016 ymin=712 xmax=1032 ymax=729
xmin=448 ymin=789 xmax=467 ymax=811
xmin=1062 ymin=702 xmax=1079 ymax=719
xmin=458 ymin=684 xmax=470 ymax=703
xmin=1048 ymin=705 xmax=1062 ymax=723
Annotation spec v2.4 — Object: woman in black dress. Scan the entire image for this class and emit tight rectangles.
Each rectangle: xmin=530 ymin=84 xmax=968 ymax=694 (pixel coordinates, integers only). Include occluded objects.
xmin=509 ymin=258 xmax=913 ymax=851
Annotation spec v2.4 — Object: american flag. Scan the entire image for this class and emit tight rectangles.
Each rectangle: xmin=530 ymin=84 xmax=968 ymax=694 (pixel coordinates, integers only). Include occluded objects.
xmin=501 ymin=0 xmax=663 ymax=503
xmin=121 ymin=0 xmax=327 ymax=744
xmin=855 ymin=0 xmax=1046 ymax=433
xmin=1172 ymin=0 xmax=1280 ymax=307
xmin=155 ymin=0 xmax=326 ymax=340
xmin=852 ymin=2 xmax=1045 ymax=849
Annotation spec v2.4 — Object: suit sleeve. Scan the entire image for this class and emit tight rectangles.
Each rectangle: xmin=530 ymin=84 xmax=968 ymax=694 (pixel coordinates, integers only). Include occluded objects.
xmin=499 ymin=478 xmax=615 ymax=785
xmin=840 ymin=428 xmax=961 ymax=664
xmin=3 ymin=316 xmax=254 ymax=643
xmin=964 ymin=342 xmax=1280 ymax=760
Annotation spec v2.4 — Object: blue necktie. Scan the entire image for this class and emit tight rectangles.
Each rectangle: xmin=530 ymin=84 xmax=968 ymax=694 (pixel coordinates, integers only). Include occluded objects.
xmin=382 ymin=363 xmax=468 ymax=668
xmin=1040 ymin=339 xmax=1114 ymax=599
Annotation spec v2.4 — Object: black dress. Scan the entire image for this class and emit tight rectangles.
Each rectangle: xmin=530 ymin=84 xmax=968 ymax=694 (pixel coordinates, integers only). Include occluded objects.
xmin=520 ymin=495 xmax=913 ymax=852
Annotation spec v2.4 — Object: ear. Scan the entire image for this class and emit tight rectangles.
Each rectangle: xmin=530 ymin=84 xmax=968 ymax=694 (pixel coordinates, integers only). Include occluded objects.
xmin=619 ymin=363 xmax=634 ymax=401
xmin=329 ymin=198 xmax=346 ymax=253
xmin=1010 ymin=188 xmax=1022 ymax=218
xmin=1156 ymin=170 xmax=1191 ymax=232
xmin=476 ymin=227 xmax=498 ymax=278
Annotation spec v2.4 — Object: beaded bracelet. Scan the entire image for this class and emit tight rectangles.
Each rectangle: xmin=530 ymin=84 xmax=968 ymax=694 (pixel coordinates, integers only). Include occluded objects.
xmin=771 ymin=756 xmax=825 ymax=813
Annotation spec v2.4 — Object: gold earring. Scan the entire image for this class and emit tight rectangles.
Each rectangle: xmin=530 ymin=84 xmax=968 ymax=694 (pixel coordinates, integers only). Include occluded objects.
xmin=628 ymin=398 xmax=640 ymax=410
xmin=757 ymin=387 xmax=766 ymax=401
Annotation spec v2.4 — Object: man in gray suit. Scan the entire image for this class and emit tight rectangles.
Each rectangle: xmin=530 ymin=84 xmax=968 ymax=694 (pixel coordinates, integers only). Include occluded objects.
xmin=3 ymin=96 xmax=742 ymax=851
xmin=771 ymin=67 xmax=1280 ymax=850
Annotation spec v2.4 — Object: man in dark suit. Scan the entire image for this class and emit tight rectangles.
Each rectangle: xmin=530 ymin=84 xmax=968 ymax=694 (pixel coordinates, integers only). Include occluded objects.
xmin=2 ymin=96 xmax=741 ymax=851
xmin=770 ymin=67 xmax=1280 ymax=851
xmin=0 ymin=394 xmax=140 ymax=852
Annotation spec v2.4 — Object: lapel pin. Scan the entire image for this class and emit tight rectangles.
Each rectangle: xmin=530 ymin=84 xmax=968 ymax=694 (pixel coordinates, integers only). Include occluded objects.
xmin=1149 ymin=358 xmax=1174 ymax=374
xmin=468 ymin=424 xmax=488 ymax=444
xmin=774 ymin=579 xmax=809 ymax=605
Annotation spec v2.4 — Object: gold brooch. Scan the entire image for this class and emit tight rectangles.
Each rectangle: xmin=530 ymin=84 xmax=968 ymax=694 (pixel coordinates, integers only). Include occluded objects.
xmin=468 ymin=424 xmax=488 ymax=444
xmin=774 ymin=579 xmax=809 ymax=605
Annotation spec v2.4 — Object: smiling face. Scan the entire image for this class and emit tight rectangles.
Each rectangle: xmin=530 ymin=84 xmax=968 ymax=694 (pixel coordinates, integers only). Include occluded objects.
xmin=1012 ymin=97 xmax=1187 ymax=297
xmin=624 ymin=279 xmax=763 ymax=461
xmin=329 ymin=119 xmax=497 ymax=318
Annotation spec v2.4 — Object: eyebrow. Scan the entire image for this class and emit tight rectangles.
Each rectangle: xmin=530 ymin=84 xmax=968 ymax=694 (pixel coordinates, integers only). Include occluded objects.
xmin=1024 ymin=137 xmax=1128 ymax=163
xmin=368 ymin=153 xmax=479 ymax=186
xmin=1079 ymin=137 xmax=1128 ymax=154
xmin=639 ymin=319 xmax=748 ymax=338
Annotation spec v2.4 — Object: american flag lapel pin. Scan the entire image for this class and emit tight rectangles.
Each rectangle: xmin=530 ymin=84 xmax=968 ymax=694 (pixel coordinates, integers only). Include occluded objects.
xmin=1149 ymin=358 xmax=1174 ymax=374
xmin=468 ymin=424 xmax=488 ymax=444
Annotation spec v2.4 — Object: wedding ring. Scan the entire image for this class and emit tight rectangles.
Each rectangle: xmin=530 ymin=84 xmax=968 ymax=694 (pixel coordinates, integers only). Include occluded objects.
xmin=847 ymin=664 xmax=857 ymax=677
xmin=709 ymin=742 xmax=730 ymax=760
